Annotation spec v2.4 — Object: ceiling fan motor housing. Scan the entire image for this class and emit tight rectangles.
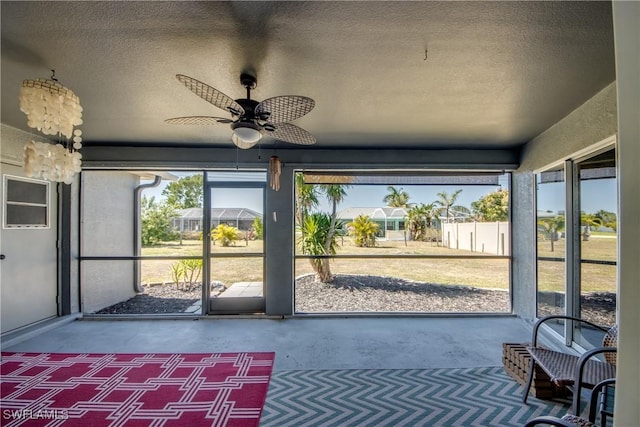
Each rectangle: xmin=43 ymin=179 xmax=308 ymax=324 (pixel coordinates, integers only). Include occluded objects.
xmin=234 ymin=98 xmax=261 ymax=120
xmin=240 ymin=73 xmax=257 ymax=89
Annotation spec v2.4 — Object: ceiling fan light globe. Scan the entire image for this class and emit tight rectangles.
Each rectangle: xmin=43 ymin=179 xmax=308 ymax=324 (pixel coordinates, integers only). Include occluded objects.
xmin=233 ymin=126 xmax=262 ymax=144
xmin=231 ymin=133 xmax=259 ymax=149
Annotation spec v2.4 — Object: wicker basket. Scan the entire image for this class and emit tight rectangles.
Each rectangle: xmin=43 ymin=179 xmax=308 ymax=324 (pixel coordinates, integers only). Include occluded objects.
xmin=502 ymin=342 xmax=568 ymax=399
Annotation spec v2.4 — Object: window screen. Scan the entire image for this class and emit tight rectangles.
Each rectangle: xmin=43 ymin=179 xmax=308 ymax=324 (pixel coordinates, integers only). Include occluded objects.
xmin=3 ymin=175 xmax=50 ymax=228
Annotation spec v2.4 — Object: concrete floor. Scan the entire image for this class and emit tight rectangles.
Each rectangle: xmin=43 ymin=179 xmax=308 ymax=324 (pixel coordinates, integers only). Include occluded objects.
xmin=1 ymin=316 xmax=532 ymax=371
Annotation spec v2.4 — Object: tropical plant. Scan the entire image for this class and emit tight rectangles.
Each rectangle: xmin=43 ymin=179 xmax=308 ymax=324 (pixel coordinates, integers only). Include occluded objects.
xmin=298 ymin=213 xmax=341 ymax=282
xmin=538 ymin=215 xmax=565 ymax=252
xmin=140 ymin=196 xmax=178 ymax=246
xmin=383 ymin=186 xmax=410 ymax=207
xmin=295 ymin=181 xmax=350 ymax=283
xmin=169 ymin=259 xmax=202 ymax=291
xmin=434 ymin=189 xmax=464 ymax=222
xmin=180 ymin=258 xmax=203 ymax=290
xmin=212 ymin=224 xmax=240 ymax=247
xmin=471 ymin=189 xmax=509 ymax=222
xmin=348 ymin=214 xmax=379 ymax=247
xmin=405 ymin=203 xmax=435 ymax=241
xmin=162 ymin=174 xmax=203 ymax=209
xmin=319 ymin=184 xmax=349 ymax=260
xmin=595 ymin=209 xmax=617 ymax=227
xmin=294 ymin=173 xmax=319 ymax=226
xmin=581 ymin=213 xmax=603 ymax=241
xmin=170 ymin=261 xmax=186 ymax=290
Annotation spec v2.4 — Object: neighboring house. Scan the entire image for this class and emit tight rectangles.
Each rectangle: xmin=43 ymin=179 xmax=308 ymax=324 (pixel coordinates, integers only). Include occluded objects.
xmin=338 ymin=207 xmax=408 ymax=240
xmin=173 ymin=208 xmax=261 ymax=232
xmin=437 ymin=207 xmax=473 ymax=224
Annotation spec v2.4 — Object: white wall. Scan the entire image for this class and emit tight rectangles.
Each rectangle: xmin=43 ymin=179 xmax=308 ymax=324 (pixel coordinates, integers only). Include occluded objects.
xmin=81 ymin=171 xmax=137 ymax=313
xmin=441 ymin=222 xmax=509 ymax=255
xmin=612 ymin=1 xmax=640 ymax=424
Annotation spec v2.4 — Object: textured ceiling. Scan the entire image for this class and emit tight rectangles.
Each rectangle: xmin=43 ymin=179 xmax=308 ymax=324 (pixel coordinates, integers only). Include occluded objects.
xmin=1 ymin=1 xmax=615 ymax=150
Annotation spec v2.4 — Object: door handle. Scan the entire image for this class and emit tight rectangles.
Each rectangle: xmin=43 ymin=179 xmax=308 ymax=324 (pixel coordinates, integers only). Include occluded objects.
xmin=0 ymin=254 xmax=5 ymax=260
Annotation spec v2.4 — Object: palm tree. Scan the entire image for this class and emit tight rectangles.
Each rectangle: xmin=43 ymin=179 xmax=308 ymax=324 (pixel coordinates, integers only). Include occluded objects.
xmin=320 ymin=184 xmax=349 ymax=250
xmin=298 ymin=213 xmax=340 ymax=282
xmin=348 ymin=214 xmax=379 ymax=247
xmin=434 ymin=189 xmax=463 ymax=222
xmin=581 ymin=213 xmax=603 ymax=241
xmin=537 ymin=215 xmax=565 ymax=252
xmin=296 ymin=184 xmax=350 ymax=283
xmin=405 ymin=203 xmax=435 ymax=241
xmin=294 ymin=173 xmax=319 ymax=226
xmin=383 ymin=186 xmax=410 ymax=207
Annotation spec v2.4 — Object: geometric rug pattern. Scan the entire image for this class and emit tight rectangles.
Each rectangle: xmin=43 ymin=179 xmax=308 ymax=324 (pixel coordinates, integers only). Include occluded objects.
xmin=1 ymin=352 xmax=275 ymax=427
xmin=260 ymin=367 xmax=572 ymax=427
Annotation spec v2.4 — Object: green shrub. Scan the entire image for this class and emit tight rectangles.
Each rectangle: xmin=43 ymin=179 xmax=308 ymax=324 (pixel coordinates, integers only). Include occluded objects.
xmin=141 ymin=196 xmax=178 ymax=246
xmin=212 ymin=224 xmax=240 ymax=247
xmin=171 ymin=259 xmax=202 ymax=291
xmin=253 ymin=217 xmax=263 ymax=239
xmin=348 ymin=214 xmax=379 ymax=247
xmin=170 ymin=262 xmax=186 ymax=289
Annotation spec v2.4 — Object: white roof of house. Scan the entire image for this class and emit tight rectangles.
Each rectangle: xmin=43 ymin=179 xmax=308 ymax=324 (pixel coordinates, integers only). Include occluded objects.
xmin=337 ymin=207 xmax=407 ymax=220
xmin=174 ymin=208 xmax=261 ymax=220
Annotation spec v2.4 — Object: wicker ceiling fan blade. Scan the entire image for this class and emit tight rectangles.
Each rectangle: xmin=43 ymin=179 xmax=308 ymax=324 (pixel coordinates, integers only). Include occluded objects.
xmin=164 ymin=116 xmax=234 ymax=125
xmin=176 ymin=74 xmax=244 ymax=116
xmin=266 ymin=122 xmax=316 ymax=145
xmin=256 ymin=96 xmax=315 ymax=123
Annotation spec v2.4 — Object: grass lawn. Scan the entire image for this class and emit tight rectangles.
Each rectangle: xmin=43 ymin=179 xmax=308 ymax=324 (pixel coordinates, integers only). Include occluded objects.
xmin=140 ymin=236 xmax=616 ymax=293
xmin=537 ymin=235 xmax=617 ymax=293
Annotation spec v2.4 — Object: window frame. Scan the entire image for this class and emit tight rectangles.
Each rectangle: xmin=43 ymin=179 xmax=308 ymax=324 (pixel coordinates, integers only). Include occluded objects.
xmin=3 ymin=174 xmax=50 ymax=229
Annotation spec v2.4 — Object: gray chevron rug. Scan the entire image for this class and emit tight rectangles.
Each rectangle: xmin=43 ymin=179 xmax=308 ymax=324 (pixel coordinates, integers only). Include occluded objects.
xmin=260 ymin=366 xmax=572 ymax=427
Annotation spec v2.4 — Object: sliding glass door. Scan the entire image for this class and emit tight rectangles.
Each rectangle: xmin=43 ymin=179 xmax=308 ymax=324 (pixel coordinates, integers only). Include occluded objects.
xmin=575 ymin=149 xmax=617 ymax=347
xmin=536 ymin=165 xmax=566 ymax=323
xmin=535 ymin=145 xmax=617 ymax=349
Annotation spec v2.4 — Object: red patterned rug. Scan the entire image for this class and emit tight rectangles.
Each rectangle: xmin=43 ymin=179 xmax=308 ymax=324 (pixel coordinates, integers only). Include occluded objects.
xmin=0 ymin=352 xmax=275 ymax=426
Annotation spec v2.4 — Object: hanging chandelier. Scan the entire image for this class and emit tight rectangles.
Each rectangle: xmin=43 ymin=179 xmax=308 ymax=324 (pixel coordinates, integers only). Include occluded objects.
xmin=19 ymin=70 xmax=84 ymax=184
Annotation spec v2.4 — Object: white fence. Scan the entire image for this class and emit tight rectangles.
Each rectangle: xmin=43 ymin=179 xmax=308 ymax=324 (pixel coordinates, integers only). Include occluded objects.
xmin=441 ymin=222 xmax=510 ymax=255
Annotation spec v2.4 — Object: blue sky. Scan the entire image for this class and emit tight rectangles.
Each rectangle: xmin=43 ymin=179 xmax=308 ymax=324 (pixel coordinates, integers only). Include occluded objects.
xmin=314 ymin=184 xmax=500 ymax=213
xmin=142 ymin=172 xmax=616 ymax=216
xmin=537 ymin=179 xmax=617 ymax=215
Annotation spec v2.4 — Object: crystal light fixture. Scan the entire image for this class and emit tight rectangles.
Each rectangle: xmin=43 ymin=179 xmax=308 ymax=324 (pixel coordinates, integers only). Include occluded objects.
xmin=19 ymin=71 xmax=84 ymax=184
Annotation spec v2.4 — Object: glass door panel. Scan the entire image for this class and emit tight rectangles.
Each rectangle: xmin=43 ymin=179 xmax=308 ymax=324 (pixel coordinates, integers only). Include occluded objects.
xmin=205 ymin=174 xmax=265 ymax=314
xmin=536 ymin=165 xmax=566 ymax=337
xmin=575 ymin=148 xmax=617 ymax=348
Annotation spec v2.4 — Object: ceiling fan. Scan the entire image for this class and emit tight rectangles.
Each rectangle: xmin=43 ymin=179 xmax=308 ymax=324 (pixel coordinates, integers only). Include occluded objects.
xmin=166 ymin=73 xmax=316 ymax=149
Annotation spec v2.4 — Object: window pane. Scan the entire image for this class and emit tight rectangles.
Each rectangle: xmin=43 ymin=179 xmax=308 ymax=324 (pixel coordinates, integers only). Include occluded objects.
xmin=6 ymin=178 xmax=47 ymax=204
xmin=294 ymin=171 xmax=511 ymax=313
xmin=82 ymin=170 xmax=205 ymax=314
xmin=576 ymin=148 xmax=617 ymax=347
xmin=536 ymin=166 xmax=566 ymax=318
xmin=6 ymin=205 xmax=47 ymax=227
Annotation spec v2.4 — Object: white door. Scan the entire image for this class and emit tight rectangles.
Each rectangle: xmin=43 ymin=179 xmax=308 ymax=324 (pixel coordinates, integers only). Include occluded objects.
xmin=1 ymin=163 xmax=58 ymax=334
